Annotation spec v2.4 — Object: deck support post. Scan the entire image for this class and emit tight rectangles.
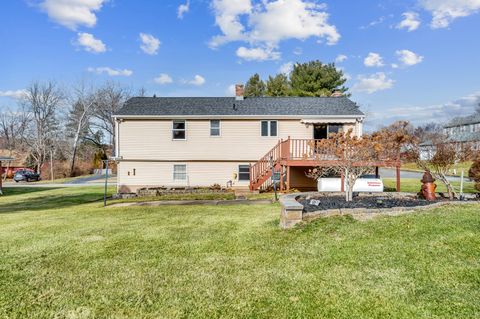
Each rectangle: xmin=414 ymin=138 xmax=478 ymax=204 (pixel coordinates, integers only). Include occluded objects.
xmin=286 ymin=165 xmax=291 ymax=191
xmin=396 ymin=165 xmax=401 ymax=192
xmin=280 ymin=165 xmax=285 ymax=191
xmin=340 ymin=171 xmax=345 ymax=193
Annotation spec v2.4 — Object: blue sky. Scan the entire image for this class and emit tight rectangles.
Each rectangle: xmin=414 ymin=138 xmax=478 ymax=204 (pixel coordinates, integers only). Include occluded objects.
xmin=1 ymin=0 xmax=480 ymax=130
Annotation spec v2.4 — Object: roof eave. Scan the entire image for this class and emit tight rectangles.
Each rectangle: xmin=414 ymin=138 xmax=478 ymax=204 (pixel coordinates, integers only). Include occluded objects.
xmin=112 ymin=114 xmax=365 ymax=120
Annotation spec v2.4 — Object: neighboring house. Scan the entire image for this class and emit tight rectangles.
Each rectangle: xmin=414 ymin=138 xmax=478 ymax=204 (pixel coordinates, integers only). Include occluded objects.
xmin=113 ymin=85 xmax=365 ymax=193
xmin=444 ymin=113 xmax=480 ymax=151
xmin=418 ymin=113 xmax=480 ymax=160
xmin=0 ymin=150 xmax=29 ymax=178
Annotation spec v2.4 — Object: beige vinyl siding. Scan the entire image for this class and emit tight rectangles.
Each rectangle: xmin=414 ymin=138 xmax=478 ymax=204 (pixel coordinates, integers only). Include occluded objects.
xmin=117 ymin=118 xmax=362 ymax=192
xmin=118 ymin=119 xmax=314 ymax=161
xmin=118 ymin=161 xmax=251 ymax=193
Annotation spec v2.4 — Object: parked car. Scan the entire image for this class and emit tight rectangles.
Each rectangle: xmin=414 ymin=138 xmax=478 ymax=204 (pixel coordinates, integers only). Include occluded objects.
xmin=13 ymin=170 xmax=41 ymax=182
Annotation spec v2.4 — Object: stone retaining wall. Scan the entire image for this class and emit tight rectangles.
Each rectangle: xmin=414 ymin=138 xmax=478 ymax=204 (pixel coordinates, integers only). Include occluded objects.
xmin=279 ymin=192 xmax=476 ymax=229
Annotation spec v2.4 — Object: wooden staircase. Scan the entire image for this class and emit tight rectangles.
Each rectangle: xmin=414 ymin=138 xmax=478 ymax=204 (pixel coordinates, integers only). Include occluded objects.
xmin=249 ymin=139 xmax=289 ymax=191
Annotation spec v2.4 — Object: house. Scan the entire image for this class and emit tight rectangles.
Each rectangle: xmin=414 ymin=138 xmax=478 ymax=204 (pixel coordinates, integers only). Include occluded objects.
xmin=444 ymin=113 xmax=480 ymax=151
xmin=113 ymin=85 xmax=365 ymax=193
xmin=0 ymin=149 xmax=28 ymax=179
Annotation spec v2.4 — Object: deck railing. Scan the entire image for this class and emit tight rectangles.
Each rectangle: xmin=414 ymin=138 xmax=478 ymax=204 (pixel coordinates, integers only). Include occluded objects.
xmin=250 ymin=137 xmax=402 ymax=191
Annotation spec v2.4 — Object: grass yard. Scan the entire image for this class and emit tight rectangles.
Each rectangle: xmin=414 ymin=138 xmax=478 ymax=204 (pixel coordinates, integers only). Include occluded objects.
xmin=402 ymin=161 xmax=473 ymax=177
xmin=0 ymin=186 xmax=479 ymax=318
xmin=383 ymin=178 xmax=477 ymax=193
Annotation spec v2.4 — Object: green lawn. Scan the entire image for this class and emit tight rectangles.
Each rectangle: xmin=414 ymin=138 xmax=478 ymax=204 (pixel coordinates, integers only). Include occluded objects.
xmin=402 ymin=162 xmax=473 ymax=177
xmin=383 ymin=178 xmax=477 ymax=194
xmin=0 ymin=187 xmax=479 ymax=318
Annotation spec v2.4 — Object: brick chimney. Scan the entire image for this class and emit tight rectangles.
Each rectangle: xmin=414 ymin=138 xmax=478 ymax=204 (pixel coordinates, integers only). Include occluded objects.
xmin=331 ymin=89 xmax=343 ymax=97
xmin=235 ymin=84 xmax=244 ymax=101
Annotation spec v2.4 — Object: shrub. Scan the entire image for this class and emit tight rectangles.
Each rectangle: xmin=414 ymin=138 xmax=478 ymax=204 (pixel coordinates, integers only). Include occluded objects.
xmin=468 ymin=155 xmax=480 ymax=192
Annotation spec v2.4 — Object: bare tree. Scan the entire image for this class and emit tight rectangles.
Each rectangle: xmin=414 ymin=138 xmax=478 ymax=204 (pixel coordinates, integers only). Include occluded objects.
xmin=67 ymin=82 xmax=96 ymax=176
xmin=0 ymin=107 xmax=29 ymax=179
xmin=407 ymin=135 xmax=471 ymax=200
xmin=0 ymin=107 xmax=29 ymax=154
xmin=92 ymin=82 xmax=130 ymax=154
xmin=21 ymin=81 xmax=63 ymax=174
xmin=307 ymin=122 xmax=413 ymax=201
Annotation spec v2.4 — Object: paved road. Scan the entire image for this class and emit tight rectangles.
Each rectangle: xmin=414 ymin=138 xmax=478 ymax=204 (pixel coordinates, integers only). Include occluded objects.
xmin=379 ymin=168 xmax=464 ymax=182
xmin=3 ymin=174 xmax=117 ymax=188
xmin=3 ymin=170 xmax=467 ymax=189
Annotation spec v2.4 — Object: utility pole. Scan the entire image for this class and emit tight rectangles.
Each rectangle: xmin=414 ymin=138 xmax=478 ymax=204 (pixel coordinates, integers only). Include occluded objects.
xmin=50 ymin=148 xmax=54 ymax=181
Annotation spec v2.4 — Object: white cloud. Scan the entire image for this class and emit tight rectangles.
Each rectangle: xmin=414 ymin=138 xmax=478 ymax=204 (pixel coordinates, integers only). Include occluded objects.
xmin=236 ymin=46 xmax=280 ymax=61
xmin=210 ymin=0 xmax=340 ymax=60
xmin=419 ymin=0 xmax=480 ymax=28
xmin=0 ymin=89 xmax=27 ymax=99
xmin=188 ymin=75 xmax=206 ymax=86
xmin=154 ymin=73 xmax=173 ymax=85
xmin=360 ymin=16 xmax=388 ymax=29
xmin=367 ymin=91 xmax=480 ymax=127
xmin=39 ymin=0 xmax=106 ymax=30
xmin=279 ymin=61 xmax=294 ymax=74
xmin=335 ymin=54 xmax=348 ymax=63
xmin=87 ymin=67 xmax=132 ymax=77
xmin=352 ymin=72 xmax=394 ymax=94
xmin=178 ymin=0 xmax=190 ymax=19
xmin=396 ymin=12 xmax=421 ymax=31
xmin=139 ymin=33 xmax=160 ymax=55
xmin=396 ymin=49 xmax=424 ymax=66
xmin=364 ymin=52 xmax=385 ymax=67
xmin=226 ymin=84 xmax=236 ymax=96
xmin=293 ymin=47 xmax=303 ymax=55
xmin=75 ymin=32 xmax=106 ymax=53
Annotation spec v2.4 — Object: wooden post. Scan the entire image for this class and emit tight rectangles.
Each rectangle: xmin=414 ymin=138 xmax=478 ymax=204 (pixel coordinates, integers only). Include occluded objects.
xmin=340 ymin=171 xmax=345 ymax=192
xmin=375 ymin=166 xmax=379 ymax=178
xmin=286 ymin=166 xmax=291 ymax=191
xmin=396 ymin=165 xmax=401 ymax=192
xmin=287 ymin=136 xmax=291 ymax=161
xmin=280 ymin=165 xmax=284 ymax=191
xmin=249 ymin=163 xmax=253 ymax=191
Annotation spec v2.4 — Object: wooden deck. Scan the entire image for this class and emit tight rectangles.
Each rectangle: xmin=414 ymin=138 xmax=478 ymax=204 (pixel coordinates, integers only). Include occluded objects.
xmin=249 ymin=138 xmax=401 ymax=191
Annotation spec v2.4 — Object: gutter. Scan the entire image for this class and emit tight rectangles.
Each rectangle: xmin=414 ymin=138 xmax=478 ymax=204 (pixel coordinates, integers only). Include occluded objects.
xmin=111 ymin=114 xmax=366 ymax=120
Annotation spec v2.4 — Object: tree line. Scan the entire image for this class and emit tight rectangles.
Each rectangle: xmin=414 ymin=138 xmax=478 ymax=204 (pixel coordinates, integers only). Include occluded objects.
xmin=243 ymin=60 xmax=349 ymax=97
xmin=0 ymin=81 xmax=136 ymax=178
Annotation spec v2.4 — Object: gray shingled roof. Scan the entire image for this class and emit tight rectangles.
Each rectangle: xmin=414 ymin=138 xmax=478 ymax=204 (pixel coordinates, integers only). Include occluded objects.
xmin=444 ymin=113 xmax=480 ymax=128
xmin=114 ymin=97 xmax=364 ymax=117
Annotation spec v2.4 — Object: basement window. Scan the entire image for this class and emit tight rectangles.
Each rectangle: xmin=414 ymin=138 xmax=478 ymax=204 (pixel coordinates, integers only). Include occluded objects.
xmin=172 ymin=120 xmax=186 ymax=140
xmin=261 ymin=120 xmax=278 ymax=137
xmin=173 ymin=164 xmax=187 ymax=181
xmin=238 ymin=165 xmax=250 ymax=181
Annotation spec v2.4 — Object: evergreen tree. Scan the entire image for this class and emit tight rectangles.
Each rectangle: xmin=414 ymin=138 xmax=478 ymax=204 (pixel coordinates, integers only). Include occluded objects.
xmin=244 ymin=73 xmax=266 ymax=97
xmin=290 ymin=60 xmax=348 ymax=97
xmin=265 ymin=74 xmax=290 ymax=96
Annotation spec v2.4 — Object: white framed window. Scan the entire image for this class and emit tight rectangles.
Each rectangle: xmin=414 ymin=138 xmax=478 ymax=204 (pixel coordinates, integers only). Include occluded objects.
xmin=172 ymin=120 xmax=186 ymax=140
xmin=173 ymin=164 xmax=187 ymax=181
xmin=328 ymin=124 xmax=344 ymax=135
xmin=238 ymin=165 xmax=250 ymax=181
xmin=210 ymin=120 xmax=220 ymax=136
xmin=261 ymin=120 xmax=278 ymax=137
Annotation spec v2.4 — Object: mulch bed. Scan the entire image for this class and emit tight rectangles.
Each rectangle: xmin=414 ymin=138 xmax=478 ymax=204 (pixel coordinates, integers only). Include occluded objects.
xmin=299 ymin=195 xmax=446 ymax=213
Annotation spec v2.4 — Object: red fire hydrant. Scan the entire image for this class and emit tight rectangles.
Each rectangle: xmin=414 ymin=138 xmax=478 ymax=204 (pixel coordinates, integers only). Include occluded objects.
xmin=421 ymin=171 xmax=436 ymax=201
